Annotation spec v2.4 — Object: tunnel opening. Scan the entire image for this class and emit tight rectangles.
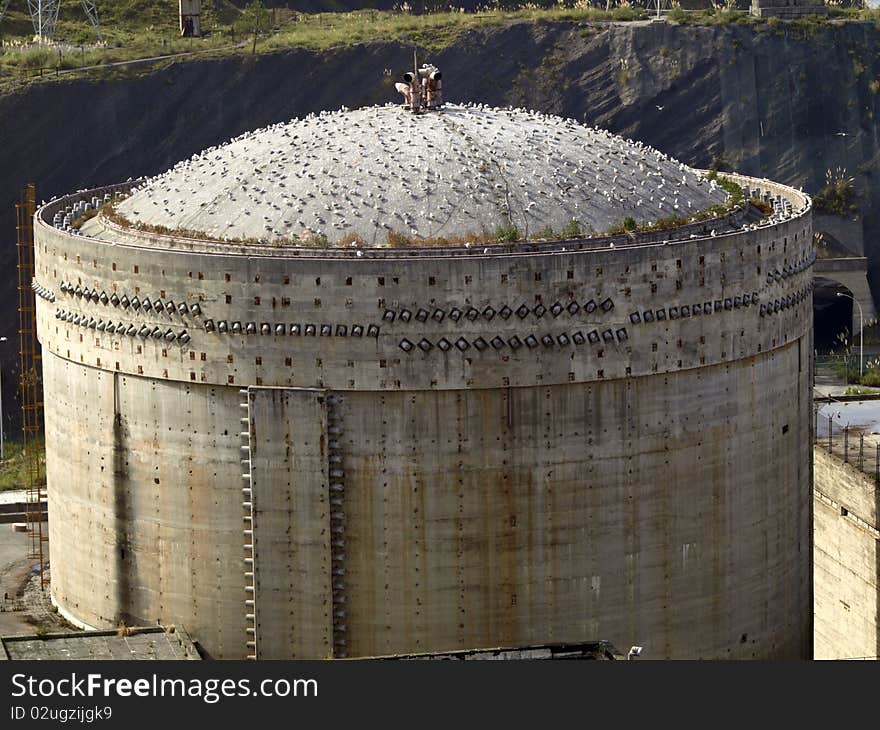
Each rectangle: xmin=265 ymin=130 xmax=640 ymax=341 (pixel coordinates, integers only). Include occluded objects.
xmin=813 ymin=277 xmax=855 ymax=354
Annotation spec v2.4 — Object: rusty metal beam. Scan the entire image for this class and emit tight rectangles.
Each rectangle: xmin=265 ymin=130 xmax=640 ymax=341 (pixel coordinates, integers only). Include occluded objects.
xmin=17 ymin=182 xmax=46 ymax=590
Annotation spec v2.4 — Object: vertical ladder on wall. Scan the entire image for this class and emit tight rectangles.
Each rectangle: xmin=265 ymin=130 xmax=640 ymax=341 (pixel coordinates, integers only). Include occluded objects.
xmin=16 ymin=183 xmax=47 ymax=591
xmin=240 ymin=389 xmax=257 ymax=659
xmin=326 ymin=394 xmax=348 ymax=658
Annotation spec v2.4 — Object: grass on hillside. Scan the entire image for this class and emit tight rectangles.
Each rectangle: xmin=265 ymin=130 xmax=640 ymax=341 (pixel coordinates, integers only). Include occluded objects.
xmin=0 ymin=2 xmax=650 ymax=74
xmin=2 ymin=2 xmax=880 ymax=87
xmin=0 ymin=2 xmax=654 ymax=89
xmin=0 ymin=438 xmax=45 ymax=492
xmin=0 ymin=1 xmax=637 ymax=47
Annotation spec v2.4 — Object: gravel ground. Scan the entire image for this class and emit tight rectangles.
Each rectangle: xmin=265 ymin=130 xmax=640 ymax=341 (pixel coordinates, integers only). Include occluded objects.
xmin=0 ymin=525 xmax=73 ymax=638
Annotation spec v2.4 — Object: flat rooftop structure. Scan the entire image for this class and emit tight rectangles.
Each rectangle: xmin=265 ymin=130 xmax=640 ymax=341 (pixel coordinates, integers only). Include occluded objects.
xmin=0 ymin=626 xmax=200 ymax=660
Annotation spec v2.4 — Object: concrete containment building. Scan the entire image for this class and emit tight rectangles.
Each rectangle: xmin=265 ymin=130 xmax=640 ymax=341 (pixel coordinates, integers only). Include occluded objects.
xmin=33 ymin=103 xmax=815 ymax=659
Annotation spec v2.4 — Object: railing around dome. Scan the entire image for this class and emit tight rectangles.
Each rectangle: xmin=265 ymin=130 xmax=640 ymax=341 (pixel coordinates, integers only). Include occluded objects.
xmin=36 ymin=172 xmax=810 ymax=261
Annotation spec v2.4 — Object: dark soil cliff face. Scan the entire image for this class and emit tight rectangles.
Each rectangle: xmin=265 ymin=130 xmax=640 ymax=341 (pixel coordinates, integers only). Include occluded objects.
xmin=0 ymin=19 xmax=878 ymax=427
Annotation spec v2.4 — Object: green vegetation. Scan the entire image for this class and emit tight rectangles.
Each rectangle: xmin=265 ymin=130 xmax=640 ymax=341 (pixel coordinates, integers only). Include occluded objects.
xmin=845 ymin=385 xmax=880 ymax=395
xmin=852 ymin=369 xmax=880 ymax=387
xmin=826 ymin=323 xmax=880 ymax=384
xmin=855 ymin=370 xmax=878 ymax=386
xmin=240 ymin=0 xmax=269 ymax=55
xmin=830 ymin=356 xmax=860 ymax=384
xmin=560 ymin=219 xmax=584 ymax=238
xmin=604 ymin=173 xmax=747 ymax=237
xmin=713 ymin=173 xmax=744 ymax=207
xmin=304 ymin=231 xmax=330 ymax=246
xmin=669 ymin=7 xmax=756 ymax=28
xmin=494 ymin=223 xmax=519 ymax=243
xmin=2 ymin=1 xmax=877 ymax=90
xmin=813 ymin=166 xmax=857 ymax=215
xmin=0 ymin=437 xmax=46 ymax=492
xmin=669 ymin=5 xmax=880 ymax=35
xmin=0 ymin=1 xmax=649 ymax=87
xmin=1 ymin=1 xmax=244 ymax=82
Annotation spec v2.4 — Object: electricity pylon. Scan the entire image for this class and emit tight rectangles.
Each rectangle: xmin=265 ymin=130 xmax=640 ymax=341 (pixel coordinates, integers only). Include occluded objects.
xmin=0 ymin=0 xmax=102 ymax=43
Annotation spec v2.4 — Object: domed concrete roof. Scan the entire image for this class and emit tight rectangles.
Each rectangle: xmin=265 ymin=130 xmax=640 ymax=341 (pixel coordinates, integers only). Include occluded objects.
xmin=116 ymin=103 xmax=728 ymax=246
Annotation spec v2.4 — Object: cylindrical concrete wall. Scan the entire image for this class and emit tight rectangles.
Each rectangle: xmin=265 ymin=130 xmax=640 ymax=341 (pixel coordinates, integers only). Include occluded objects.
xmin=35 ymin=174 xmax=814 ymax=659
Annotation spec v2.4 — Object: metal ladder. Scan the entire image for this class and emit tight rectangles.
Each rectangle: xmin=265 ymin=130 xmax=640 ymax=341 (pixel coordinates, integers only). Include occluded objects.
xmin=240 ymin=389 xmax=256 ymax=660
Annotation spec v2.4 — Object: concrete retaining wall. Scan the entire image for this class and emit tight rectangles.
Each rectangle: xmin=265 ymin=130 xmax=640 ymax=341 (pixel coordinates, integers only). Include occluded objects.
xmin=814 ymin=446 xmax=879 ymax=660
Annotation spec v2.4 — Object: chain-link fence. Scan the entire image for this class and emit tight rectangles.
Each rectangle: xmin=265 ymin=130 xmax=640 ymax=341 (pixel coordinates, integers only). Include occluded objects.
xmin=815 ymin=404 xmax=880 ymax=483
xmin=814 ymin=352 xmax=876 ymax=387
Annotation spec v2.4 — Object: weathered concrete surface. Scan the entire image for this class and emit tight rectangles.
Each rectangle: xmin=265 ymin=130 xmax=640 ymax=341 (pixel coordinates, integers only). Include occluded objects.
xmin=813 ymin=258 xmax=877 ymax=336
xmin=43 ymin=360 xmax=246 ymax=658
xmin=36 ymin=171 xmax=814 ymax=659
xmin=814 ymin=446 xmax=879 ymax=660
xmin=247 ymin=387 xmax=332 ymax=659
xmin=336 ymin=347 xmax=812 ymax=658
xmin=814 ymin=214 xmax=864 ymax=258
